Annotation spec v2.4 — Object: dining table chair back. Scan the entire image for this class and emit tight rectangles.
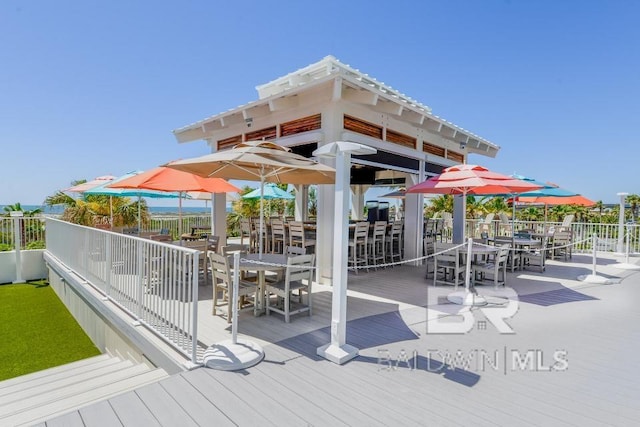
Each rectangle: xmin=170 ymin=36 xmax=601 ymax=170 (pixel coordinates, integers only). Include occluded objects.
xmin=288 ymin=221 xmax=316 ymax=253
xmin=265 ymin=254 xmax=315 ymax=322
xmin=474 ymin=244 xmax=509 ymax=288
xmin=208 ymin=252 xmax=258 ymax=322
xmin=433 ymin=242 xmax=466 ymax=288
xmin=270 ymin=218 xmax=287 ymax=254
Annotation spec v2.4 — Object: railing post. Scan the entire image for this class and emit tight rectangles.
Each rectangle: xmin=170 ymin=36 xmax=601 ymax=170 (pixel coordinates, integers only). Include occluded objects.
xmin=617 ymin=192 xmax=628 ymax=253
xmin=11 ymin=212 xmax=23 ymax=283
xmin=105 ymin=233 xmax=112 ymax=298
xmin=191 ymin=250 xmax=200 ymax=365
xmin=136 ymin=240 xmax=144 ymax=320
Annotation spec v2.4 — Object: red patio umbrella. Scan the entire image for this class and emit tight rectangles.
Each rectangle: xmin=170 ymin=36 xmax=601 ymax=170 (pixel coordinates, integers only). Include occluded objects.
xmin=108 ymin=165 xmax=240 ymax=236
xmin=65 ymin=175 xmax=116 ymax=193
xmin=407 ymin=164 xmax=542 ymax=196
xmin=407 ymin=164 xmax=542 ymax=305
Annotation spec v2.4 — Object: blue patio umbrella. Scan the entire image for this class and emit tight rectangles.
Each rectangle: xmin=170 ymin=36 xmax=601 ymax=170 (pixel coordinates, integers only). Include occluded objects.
xmin=84 ymin=171 xmax=183 ymax=230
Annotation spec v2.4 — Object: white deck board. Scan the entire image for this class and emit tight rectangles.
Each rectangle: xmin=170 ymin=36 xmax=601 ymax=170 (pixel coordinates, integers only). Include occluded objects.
xmin=40 ymin=253 xmax=640 ymax=425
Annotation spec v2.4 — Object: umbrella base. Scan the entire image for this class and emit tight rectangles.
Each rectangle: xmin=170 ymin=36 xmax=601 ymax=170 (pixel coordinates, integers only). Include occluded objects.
xmin=203 ymin=339 xmax=264 ymax=371
xmin=577 ymin=274 xmax=617 ymax=285
xmin=612 ymin=262 xmax=640 ymax=271
xmin=447 ymin=291 xmax=488 ymax=306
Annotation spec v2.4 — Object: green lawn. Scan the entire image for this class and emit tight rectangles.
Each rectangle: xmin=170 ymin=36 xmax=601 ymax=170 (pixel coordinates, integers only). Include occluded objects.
xmin=0 ymin=280 xmax=101 ymax=381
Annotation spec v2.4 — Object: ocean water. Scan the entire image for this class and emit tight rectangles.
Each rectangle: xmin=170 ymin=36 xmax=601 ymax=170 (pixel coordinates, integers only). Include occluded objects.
xmin=1 ymin=205 xmax=217 ymax=215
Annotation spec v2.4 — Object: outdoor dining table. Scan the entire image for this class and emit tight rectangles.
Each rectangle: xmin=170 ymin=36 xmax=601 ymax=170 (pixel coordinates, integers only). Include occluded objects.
xmin=237 ymin=253 xmax=288 ymax=315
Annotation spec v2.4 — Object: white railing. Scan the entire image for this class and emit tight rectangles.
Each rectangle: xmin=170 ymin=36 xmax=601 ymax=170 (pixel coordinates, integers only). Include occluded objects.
xmin=0 ymin=216 xmax=46 ymax=250
xmin=465 ymin=219 xmax=639 ymax=253
xmin=45 ymin=217 xmax=201 ymax=365
xmin=145 ymin=215 xmax=211 ymax=239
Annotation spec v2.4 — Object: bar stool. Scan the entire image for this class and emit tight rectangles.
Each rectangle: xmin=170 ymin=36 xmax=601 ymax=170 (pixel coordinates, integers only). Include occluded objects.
xmin=386 ymin=221 xmax=403 ymax=265
xmin=270 ymin=219 xmax=287 ymax=254
xmin=349 ymin=222 xmax=369 ymax=273
xmin=367 ymin=221 xmax=387 ymax=269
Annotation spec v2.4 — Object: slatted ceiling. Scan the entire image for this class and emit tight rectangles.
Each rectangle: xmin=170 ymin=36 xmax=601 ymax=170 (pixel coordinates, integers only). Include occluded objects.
xmin=447 ymin=151 xmax=464 ymax=163
xmin=386 ymin=129 xmax=416 ymax=149
xmin=423 ymin=142 xmax=445 ymax=157
xmin=344 ymin=115 xmax=383 ymax=139
xmin=218 ymin=135 xmax=242 ymax=150
xmin=245 ymin=126 xmax=277 ymax=142
xmin=281 ymin=114 xmax=322 ymax=137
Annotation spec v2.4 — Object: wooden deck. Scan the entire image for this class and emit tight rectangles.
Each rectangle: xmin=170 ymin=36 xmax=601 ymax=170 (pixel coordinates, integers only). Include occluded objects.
xmin=41 ymin=253 xmax=640 ymax=426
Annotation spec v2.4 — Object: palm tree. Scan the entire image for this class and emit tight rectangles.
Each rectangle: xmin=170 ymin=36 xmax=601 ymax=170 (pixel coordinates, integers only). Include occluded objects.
xmin=425 ymin=195 xmax=453 ymax=218
xmin=3 ymin=202 xmax=42 ymax=217
xmin=626 ymin=194 xmax=640 ymax=222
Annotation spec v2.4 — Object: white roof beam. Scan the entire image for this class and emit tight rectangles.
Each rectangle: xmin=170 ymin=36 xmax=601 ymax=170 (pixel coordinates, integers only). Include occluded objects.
xmin=374 ymin=100 xmax=403 ymax=116
xmin=332 ymin=77 xmax=343 ymax=101
xmin=268 ymin=96 xmax=299 ymax=112
xmin=343 ymin=87 xmax=379 ymax=105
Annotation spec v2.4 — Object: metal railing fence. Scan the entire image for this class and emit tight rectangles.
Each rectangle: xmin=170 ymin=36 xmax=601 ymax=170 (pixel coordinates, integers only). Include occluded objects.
xmin=0 ymin=217 xmax=46 ymax=250
xmin=45 ymin=218 xmax=201 ymax=365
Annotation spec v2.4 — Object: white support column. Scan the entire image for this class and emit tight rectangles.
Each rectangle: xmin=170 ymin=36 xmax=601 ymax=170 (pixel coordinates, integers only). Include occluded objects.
xmin=212 ymin=193 xmax=228 ymax=246
xmin=294 ymin=184 xmax=308 ymax=221
xmin=453 ymin=195 xmax=466 ymax=244
xmin=314 ymin=141 xmax=376 ymax=365
xmin=616 ymin=192 xmax=628 ymax=254
xmin=350 ymin=185 xmax=366 ymax=220
xmin=403 ymin=171 xmax=424 ymax=264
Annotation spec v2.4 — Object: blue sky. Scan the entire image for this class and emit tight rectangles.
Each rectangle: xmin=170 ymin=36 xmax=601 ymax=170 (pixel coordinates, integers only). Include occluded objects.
xmin=2 ymin=0 xmax=638 ymax=206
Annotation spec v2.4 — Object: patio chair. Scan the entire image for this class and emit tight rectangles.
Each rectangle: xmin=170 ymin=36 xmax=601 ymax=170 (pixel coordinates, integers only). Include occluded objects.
xmin=239 ymin=218 xmax=257 ymax=252
xmin=181 ymin=240 xmax=209 ymax=284
xmin=474 ymin=245 xmax=509 ymax=288
xmin=494 ymin=236 xmax=521 ymax=272
xmin=265 ymin=254 xmax=315 ymax=322
xmin=522 ymin=237 xmax=547 ymax=272
xmin=289 ymin=221 xmax=315 ymax=254
xmin=207 ymin=235 xmax=220 ymax=254
xmin=480 ymin=213 xmax=495 ymax=236
xmin=550 ymin=230 xmax=572 ymax=261
xmin=208 ymin=252 xmax=258 ymax=322
xmin=423 ymin=235 xmax=436 ymax=278
xmin=270 ymin=218 xmax=287 ymax=254
xmin=433 ymin=242 xmax=466 ymax=288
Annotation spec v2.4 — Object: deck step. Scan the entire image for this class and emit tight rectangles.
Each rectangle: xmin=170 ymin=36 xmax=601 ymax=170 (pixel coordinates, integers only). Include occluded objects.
xmin=0 ymin=354 xmax=168 ymax=427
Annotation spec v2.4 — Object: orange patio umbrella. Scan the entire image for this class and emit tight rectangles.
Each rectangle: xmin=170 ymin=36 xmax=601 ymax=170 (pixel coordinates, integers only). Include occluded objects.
xmin=517 ymin=194 xmax=595 ymax=225
xmin=517 ymin=195 xmax=595 ymax=207
xmin=107 ymin=165 xmax=240 ymax=236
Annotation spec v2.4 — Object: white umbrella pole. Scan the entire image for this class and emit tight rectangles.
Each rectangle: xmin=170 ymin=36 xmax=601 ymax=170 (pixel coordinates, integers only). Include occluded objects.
xmin=464 ymin=237 xmax=473 ymax=293
xmin=210 ymin=192 xmax=214 ymax=236
xmin=137 ymin=196 xmax=141 ymax=232
xmin=179 ymin=192 xmax=183 ymax=237
xmin=109 ymin=196 xmax=114 ymax=230
xmin=259 ymin=175 xmax=265 ymax=259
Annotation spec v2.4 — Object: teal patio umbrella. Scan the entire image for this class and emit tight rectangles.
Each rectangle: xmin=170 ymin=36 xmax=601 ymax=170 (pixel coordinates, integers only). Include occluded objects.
xmin=84 ymin=171 xmax=182 ymax=230
xmin=242 ymin=182 xmax=294 ymax=217
xmin=242 ymin=183 xmax=294 ymax=200
xmin=510 ymin=174 xmax=578 ymax=224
